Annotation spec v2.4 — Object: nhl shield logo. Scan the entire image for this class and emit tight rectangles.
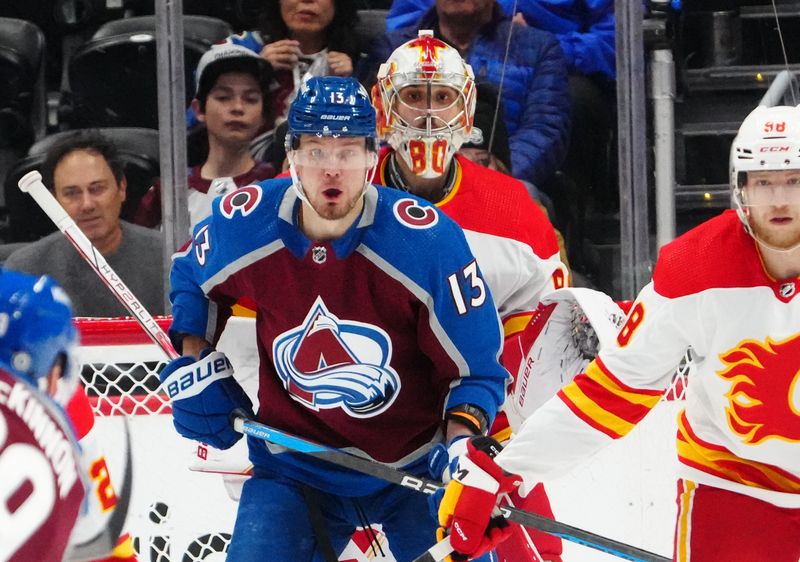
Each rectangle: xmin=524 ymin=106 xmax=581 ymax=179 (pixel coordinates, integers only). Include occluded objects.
xmin=312 ymin=246 xmax=327 ymax=264
xmin=272 ymin=297 xmax=401 ymax=417
xmin=779 ymin=282 xmax=796 ymax=299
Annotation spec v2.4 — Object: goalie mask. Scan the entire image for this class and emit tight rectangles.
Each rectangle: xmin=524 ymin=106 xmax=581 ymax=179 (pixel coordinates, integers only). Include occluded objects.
xmin=0 ymin=271 xmax=79 ymax=406
xmin=286 ymin=76 xmax=379 ymax=206
xmin=373 ymin=30 xmax=476 ymax=178
xmin=730 ymin=105 xmax=800 ymax=235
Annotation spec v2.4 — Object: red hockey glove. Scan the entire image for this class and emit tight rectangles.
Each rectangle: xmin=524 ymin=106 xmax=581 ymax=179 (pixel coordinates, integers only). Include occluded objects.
xmin=437 ymin=436 xmax=522 ymax=559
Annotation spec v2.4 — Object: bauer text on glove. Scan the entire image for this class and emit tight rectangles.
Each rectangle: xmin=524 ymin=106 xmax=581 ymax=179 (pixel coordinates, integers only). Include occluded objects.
xmin=160 ymin=349 xmax=254 ymax=450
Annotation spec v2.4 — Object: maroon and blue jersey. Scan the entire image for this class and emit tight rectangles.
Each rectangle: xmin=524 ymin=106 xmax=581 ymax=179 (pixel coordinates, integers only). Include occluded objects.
xmin=0 ymin=370 xmax=85 ymax=561
xmin=169 ymin=177 xmax=509 ymax=494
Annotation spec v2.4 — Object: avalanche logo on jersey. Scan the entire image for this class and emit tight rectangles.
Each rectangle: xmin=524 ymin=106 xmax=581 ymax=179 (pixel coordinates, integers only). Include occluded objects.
xmin=717 ymin=334 xmax=800 ymax=444
xmin=272 ymin=297 xmax=401 ymax=417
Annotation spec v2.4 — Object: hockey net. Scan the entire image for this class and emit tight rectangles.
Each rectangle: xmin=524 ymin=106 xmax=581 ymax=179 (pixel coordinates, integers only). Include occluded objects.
xmin=75 ymin=316 xmax=691 ymax=417
xmin=76 ymin=317 xmax=173 ymax=416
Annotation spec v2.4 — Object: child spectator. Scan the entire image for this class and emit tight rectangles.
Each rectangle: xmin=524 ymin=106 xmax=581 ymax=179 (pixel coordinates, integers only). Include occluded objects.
xmin=136 ymin=44 xmax=276 ymax=229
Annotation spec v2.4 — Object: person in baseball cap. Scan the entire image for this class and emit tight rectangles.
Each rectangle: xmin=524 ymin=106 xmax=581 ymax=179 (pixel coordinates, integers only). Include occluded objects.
xmin=135 ymin=43 xmax=277 ymax=228
xmin=195 ymin=43 xmax=274 ymax=103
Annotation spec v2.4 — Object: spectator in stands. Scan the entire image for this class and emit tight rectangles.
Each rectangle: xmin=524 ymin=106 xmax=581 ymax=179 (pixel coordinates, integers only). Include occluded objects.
xmin=4 ymin=130 xmax=166 ymax=317
xmin=137 ymin=44 xmax=276 ymax=229
xmin=383 ymin=0 xmax=617 ymax=228
xmin=385 ymin=0 xmax=614 ymax=80
xmin=362 ymin=0 xmax=571 ymax=188
xmin=195 ymin=0 xmax=361 ymax=160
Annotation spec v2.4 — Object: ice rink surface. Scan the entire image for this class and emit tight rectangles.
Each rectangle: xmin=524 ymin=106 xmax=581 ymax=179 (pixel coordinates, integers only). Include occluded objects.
xmin=95 ymin=399 xmax=681 ymax=561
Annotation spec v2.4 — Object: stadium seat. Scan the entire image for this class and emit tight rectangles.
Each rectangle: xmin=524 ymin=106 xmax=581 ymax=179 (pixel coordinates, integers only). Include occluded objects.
xmin=65 ymin=15 xmax=233 ymax=129
xmin=0 ymin=17 xmax=47 ymax=150
xmin=355 ymin=9 xmax=388 ymax=56
xmin=4 ymin=128 xmax=160 ymax=242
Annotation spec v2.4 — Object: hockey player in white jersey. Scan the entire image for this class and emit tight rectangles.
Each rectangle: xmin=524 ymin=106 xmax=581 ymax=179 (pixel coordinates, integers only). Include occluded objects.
xmin=436 ymin=104 xmax=800 ymax=561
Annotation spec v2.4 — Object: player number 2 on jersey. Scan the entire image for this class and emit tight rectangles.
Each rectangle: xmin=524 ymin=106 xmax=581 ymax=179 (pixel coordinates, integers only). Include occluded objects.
xmin=448 ymin=261 xmax=487 ymax=315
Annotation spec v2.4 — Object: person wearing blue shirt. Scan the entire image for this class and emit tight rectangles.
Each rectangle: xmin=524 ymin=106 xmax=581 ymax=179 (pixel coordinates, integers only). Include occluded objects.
xmin=385 ymin=0 xmax=615 ymax=80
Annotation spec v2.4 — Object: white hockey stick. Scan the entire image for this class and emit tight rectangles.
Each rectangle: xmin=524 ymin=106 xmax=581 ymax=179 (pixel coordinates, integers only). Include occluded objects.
xmin=18 ymin=170 xmax=178 ymax=360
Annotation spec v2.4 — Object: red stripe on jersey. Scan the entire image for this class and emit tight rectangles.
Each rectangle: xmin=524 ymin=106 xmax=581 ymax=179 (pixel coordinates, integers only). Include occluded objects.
xmin=573 ymin=373 xmax=656 ymax=426
xmin=66 ymin=384 xmax=95 ymax=439
xmin=677 ymin=412 xmax=800 ymax=493
xmin=558 ymin=385 xmax=623 ymax=439
xmin=593 ymin=357 xmax=664 ymax=396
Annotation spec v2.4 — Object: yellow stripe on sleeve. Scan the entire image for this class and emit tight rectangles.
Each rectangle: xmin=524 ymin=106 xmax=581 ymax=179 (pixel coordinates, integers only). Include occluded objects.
xmin=585 ymin=362 xmax=663 ymax=408
xmin=560 ymin=383 xmax=637 ymax=438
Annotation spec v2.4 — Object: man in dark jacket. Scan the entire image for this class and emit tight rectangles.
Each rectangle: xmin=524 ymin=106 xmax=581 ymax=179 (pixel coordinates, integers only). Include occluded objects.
xmin=385 ymin=0 xmax=615 ymax=80
xmin=362 ymin=0 xmax=570 ymax=188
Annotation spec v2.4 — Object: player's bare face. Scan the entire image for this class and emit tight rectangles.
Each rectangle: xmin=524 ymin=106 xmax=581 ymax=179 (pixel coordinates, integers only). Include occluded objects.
xmin=53 ymin=150 xmax=126 ymax=255
xmin=293 ymin=136 xmax=371 ymax=221
xmin=743 ymin=169 xmax=800 ymax=250
xmin=395 ymin=84 xmax=463 ymax=132
xmin=197 ymin=73 xmax=264 ymax=146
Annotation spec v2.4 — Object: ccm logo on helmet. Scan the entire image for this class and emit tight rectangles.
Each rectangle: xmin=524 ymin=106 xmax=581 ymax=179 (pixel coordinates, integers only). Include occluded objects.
xmin=393 ymin=198 xmax=439 ymax=229
xmin=220 ymin=186 xmax=262 ymax=219
xmin=760 ymin=146 xmax=790 ymax=152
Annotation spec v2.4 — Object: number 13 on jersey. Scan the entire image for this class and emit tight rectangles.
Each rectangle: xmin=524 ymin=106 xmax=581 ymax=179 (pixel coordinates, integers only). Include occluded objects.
xmin=448 ymin=260 xmax=487 ymax=315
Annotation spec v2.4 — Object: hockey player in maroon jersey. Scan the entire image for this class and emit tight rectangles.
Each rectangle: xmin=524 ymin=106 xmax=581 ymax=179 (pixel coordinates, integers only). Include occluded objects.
xmin=162 ymin=76 xmax=509 ymax=562
xmin=0 ymin=271 xmax=86 ymax=562
xmin=0 ymin=271 xmax=135 ymax=562
xmin=371 ymin=31 xmax=568 ymax=561
xmin=436 ymin=104 xmax=800 ymax=561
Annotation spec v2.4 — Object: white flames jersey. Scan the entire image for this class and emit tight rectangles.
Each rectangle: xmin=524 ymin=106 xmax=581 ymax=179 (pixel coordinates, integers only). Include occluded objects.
xmin=497 ymin=210 xmax=800 ymax=508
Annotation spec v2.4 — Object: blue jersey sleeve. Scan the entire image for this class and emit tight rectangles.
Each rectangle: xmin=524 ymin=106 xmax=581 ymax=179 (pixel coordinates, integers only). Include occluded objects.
xmin=169 ymin=179 xmax=290 ymax=349
xmin=363 ymin=192 xmax=509 ymax=425
xmin=169 ymin=239 xmax=217 ymax=348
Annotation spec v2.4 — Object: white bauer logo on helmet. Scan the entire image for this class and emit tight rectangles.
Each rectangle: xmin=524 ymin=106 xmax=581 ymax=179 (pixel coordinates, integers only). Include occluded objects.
xmin=373 ymin=30 xmax=476 ymax=179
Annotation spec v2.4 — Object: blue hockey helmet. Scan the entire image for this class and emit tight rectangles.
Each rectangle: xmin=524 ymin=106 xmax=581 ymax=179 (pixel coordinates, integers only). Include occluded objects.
xmin=286 ymin=76 xmax=377 ymax=151
xmin=0 ymin=271 xmax=77 ymax=386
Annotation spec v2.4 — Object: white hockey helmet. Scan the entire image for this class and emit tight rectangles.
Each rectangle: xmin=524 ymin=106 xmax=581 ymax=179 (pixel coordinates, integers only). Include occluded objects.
xmin=373 ymin=30 xmax=476 ymax=178
xmin=730 ymin=105 xmax=800 ymax=229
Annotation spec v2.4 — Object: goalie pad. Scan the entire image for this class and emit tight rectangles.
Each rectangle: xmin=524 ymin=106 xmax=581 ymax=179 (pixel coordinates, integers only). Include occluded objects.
xmin=505 ymin=288 xmax=626 ymax=432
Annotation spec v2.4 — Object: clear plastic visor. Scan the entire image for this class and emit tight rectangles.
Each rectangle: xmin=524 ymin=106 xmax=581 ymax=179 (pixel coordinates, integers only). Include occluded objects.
xmin=290 ymin=139 xmax=372 ymax=170
xmin=740 ymin=169 xmax=800 ymax=206
xmin=389 ymin=73 xmax=468 ymax=133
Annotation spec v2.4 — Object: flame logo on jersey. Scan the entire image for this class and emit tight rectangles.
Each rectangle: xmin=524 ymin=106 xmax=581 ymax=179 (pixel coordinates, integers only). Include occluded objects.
xmin=717 ymin=335 xmax=800 ymax=444
xmin=272 ymin=297 xmax=401 ymax=417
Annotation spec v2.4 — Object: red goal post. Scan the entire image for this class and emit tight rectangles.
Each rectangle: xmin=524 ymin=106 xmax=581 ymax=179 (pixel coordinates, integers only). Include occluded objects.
xmin=76 ymin=316 xmax=173 ymax=416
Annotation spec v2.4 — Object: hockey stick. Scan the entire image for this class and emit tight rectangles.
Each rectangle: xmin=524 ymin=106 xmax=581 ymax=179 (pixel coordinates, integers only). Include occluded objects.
xmin=230 ymin=412 xmax=670 ymax=562
xmin=67 ymin=418 xmax=133 ymax=562
xmin=18 ymin=170 xmax=179 ymax=360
